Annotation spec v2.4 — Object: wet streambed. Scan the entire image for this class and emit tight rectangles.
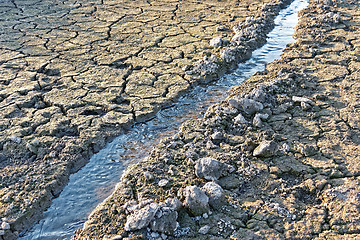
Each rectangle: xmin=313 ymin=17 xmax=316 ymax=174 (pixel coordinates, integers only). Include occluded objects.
xmin=21 ymin=0 xmax=308 ymax=238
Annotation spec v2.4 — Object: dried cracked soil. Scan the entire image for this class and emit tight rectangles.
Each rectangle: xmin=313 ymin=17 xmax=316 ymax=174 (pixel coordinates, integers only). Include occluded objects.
xmin=1 ymin=0 xmax=359 ymax=239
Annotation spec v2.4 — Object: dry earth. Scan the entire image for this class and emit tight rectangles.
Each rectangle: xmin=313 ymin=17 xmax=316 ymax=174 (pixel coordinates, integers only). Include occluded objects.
xmin=73 ymin=0 xmax=360 ymax=239
xmin=0 ymin=0 xmax=290 ymax=239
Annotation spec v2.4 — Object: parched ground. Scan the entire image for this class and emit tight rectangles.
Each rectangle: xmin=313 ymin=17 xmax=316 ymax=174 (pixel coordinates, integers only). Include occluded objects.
xmin=74 ymin=0 xmax=360 ymax=239
xmin=0 ymin=0 xmax=287 ymax=239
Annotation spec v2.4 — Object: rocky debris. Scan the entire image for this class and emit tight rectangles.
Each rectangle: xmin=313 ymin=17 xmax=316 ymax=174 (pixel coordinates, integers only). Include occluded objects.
xmin=124 ymin=201 xmax=160 ymax=231
xmin=185 ymin=55 xmax=220 ymax=77
xmin=229 ymin=97 xmax=264 ymax=115
xmin=253 ymin=140 xmax=278 ymax=158
xmin=202 ymin=182 xmax=226 ymax=209
xmin=210 ymin=37 xmax=229 ymax=48
xmin=149 ymin=207 xmax=178 ymax=234
xmin=181 ymin=186 xmax=210 ymax=216
xmin=195 ymin=157 xmax=224 ymax=181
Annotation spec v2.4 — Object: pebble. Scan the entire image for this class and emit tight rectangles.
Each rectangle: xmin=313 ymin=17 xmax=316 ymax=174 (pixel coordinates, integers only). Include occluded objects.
xmin=9 ymin=135 xmax=21 ymax=144
xmin=198 ymin=225 xmax=210 ymax=234
xmin=211 ymin=131 xmax=224 ymax=141
xmin=158 ymin=179 xmax=169 ymax=187
xmin=234 ymin=113 xmax=248 ymax=125
xmin=202 ymin=182 xmax=226 ymax=209
xmin=1 ymin=222 xmax=10 ymax=230
xmin=292 ymin=96 xmax=314 ymax=105
xmin=144 ymin=171 xmax=154 ymax=180
xmin=210 ymin=37 xmax=224 ymax=48
xmin=253 ymin=140 xmax=278 ymax=158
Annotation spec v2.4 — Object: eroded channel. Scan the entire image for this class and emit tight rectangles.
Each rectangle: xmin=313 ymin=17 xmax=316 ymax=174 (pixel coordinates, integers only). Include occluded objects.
xmin=21 ymin=0 xmax=308 ymax=238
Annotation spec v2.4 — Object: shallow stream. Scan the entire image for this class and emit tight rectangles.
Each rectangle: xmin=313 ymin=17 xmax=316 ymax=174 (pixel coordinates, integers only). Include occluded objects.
xmin=21 ymin=0 xmax=308 ymax=238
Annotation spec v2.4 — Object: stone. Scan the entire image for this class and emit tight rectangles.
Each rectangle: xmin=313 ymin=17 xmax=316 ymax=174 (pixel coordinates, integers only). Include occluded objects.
xmin=228 ymin=97 xmax=263 ymax=115
xmin=182 ymin=186 xmax=209 ymax=216
xmin=124 ymin=202 xmax=159 ymax=231
xmin=253 ymin=141 xmax=278 ymax=158
xmin=9 ymin=135 xmax=21 ymax=144
xmin=26 ymin=139 xmax=40 ymax=154
xmin=198 ymin=225 xmax=210 ymax=234
xmin=164 ymin=197 xmax=182 ymax=211
xmin=292 ymin=96 xmax=314 ymax=105
xmin=252 ymin=113 xmax=269 ymax=127
xmin=218 ymin=175 xmax=242 ymax=190
xmin=195 ymin=158 xmax=224 ymax=181
xmin=234 ymin=113 xmax=248 ymax=125
xmin=210 ymin=37 xmax=225 ymax=48
xmin=1 ymin=222 xmax=10 ymax=230
xmin=150 ymin=207 xmax=178 ymax=234
xmin=144 ymin=171 xmax=154 ymax=180
xmin=158 ymin=179 xmax=169 ymax=187
xmin=202 ymin=182 xmax=226 ymax=209
xmin=211 ymin=131 xmax=224 ymax=141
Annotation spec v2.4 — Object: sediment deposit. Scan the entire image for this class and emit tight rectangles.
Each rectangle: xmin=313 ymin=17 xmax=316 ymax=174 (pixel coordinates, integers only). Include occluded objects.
xmin=74 ymin=0 xmax=360 ymax=239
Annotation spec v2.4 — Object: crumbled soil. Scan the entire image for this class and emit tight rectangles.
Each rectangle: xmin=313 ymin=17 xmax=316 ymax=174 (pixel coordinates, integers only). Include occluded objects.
xmin=73 ymin=0 xmax=360 ymax=239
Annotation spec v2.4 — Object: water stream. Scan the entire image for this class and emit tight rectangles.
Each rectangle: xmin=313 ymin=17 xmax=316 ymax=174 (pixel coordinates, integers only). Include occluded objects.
xmin=21 ymin=0 xmax=308 ymax=238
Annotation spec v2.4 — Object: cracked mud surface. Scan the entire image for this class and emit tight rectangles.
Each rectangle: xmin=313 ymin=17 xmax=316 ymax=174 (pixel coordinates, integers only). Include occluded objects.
xmin=74 ymin=0 xmax=360 ymax=239
xmin=0 ymin=0 xmax=287 ymax=239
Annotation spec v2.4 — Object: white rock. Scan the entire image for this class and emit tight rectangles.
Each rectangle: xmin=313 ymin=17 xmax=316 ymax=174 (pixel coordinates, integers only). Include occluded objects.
xmin=253 ymin=113 xmax=269 ymax=127
xmin=158 ymin=179 xmax=169 ymax=187
xmin=150 ymin=207 xmax=178 ymax=234
xmin=182 ymin=186 xmax=209 ymax=216
xmin=1 ymin=222 xmax=10 ymax=230
xmin=144 ymin=171 xmax=154 ymax=180
xmin=9 ymin=135 xmax=21 ymax=144
xmin=211 ymin=132 xmax=223 ymax=141
xmin=234 ymin=113 xmax=248 ymax=125
xmin=202 ymin=182 xmax=226 ymax=209
xmin=198 ymin=225 xmax=210 ymax=234
xmin=195 ymin=158 xmax=224 ymax=181
xmin=292 ymin=96 xmax=314 ymax=105
xmin=164 ymin=197 xmax=182 ymax=211
xmin=210 ymin=37 xmax=224 ymax=48
xmin=125 ymin=202 xmax=159 ymax=231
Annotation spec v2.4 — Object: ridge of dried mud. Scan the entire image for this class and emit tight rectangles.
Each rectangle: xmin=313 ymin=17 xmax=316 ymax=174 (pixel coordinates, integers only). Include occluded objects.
xmin=0 ymin=0 xmax=292 ymax=239
xmin=74 ymin=0 xmax=360 ymax=239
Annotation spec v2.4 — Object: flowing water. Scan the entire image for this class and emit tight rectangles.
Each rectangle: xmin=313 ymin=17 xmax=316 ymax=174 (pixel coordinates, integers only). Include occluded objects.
xmin=21 ymin=0 xmax=308 ymax=238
